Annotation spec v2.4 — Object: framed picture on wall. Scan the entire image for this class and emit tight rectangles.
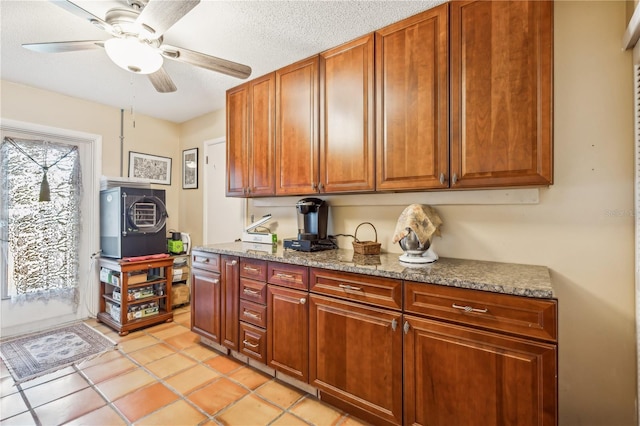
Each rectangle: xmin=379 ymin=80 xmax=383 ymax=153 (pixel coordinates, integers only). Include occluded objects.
xmin=182 ymin=148 xmax=198 ymax=189
xmin=128 ymin=151 xmax=172 ymax=185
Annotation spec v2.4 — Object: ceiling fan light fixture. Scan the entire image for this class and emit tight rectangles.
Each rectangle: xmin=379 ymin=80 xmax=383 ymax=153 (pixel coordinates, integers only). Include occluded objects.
xmin=104 ymin=37 xmax=162 ymax=74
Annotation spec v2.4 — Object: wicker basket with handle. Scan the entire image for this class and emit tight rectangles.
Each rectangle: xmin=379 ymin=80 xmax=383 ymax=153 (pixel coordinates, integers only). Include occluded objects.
xmin=352 ymin=222 xmax=381 ymax=255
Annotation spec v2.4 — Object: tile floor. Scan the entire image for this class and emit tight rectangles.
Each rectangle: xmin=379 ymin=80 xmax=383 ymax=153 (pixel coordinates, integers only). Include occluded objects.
xmin=0 ymin=306 xmax=370 ymax=426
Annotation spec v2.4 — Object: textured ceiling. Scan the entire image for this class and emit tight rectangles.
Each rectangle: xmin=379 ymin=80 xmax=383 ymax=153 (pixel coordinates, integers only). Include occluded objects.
xmin=1 ymin=0 xmax=445 ymax=123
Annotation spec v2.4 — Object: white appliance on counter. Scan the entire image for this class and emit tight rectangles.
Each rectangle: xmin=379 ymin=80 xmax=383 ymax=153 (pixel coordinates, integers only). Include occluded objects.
xmin=181 ymin=232 xmax=191 ymax=255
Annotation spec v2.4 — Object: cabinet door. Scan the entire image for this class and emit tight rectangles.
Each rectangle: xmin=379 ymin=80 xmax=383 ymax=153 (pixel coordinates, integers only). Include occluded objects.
xmin=275 ymin=56 xmax=319 ymax=195
xmin=267 ymin=285 xmax=309 ymax=382
xmin=450 ymin=0 xmax=553 ymax=188
xmin=319 ymin=34 xmax=375 ymax=193
xmin=248 ymin=72 xmax=276 ymax=196
xmin=226 ymin=83 xmax=249 ymax=197
xmin=191 ymin=268 xmax=221 ymax=343
xmin=221 ymin=255 xmax=240 ymax=351
xmin=404 ymin=314 xmax=557 ymax=426
xmin=375 ymin=4 xmax=449 ymax=191
xmin=310 ymin=294 xmax=403 ymax=425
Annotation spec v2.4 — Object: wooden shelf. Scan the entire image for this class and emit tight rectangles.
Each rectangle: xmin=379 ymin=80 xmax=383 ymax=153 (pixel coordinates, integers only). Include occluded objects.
xmin=98 ymin=256 xmax=174 ymax=336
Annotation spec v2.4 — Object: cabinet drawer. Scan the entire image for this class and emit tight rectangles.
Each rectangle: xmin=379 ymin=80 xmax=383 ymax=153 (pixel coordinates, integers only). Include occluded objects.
xmin=240 ymin=278 xmax=267 ymax=305
xmin=404 ymin=281 xmax=557 ymax=342
xmin=192 ymin=251 xmax=220 ymax=272
xmin=310 ymin=268 xmax=402 ymax=310
xmin=240 ymin=322 xmax=267 ymax=363
xmin=267 ymin=262 xmax=308 ymax=290
xmin=240 ymin=299 xmax=267 ymax=328
xmin=240 ymin=258 xmax=267 ymax=281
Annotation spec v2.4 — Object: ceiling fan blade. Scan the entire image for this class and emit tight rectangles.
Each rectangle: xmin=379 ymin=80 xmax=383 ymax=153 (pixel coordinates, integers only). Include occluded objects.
xmin=148 ymin=68 xmax=177 ymax=93
xmin=161 ymin=45 xmax=252 ymax=79
xmin=136 ymin=0 xmax=199 ymax=38
xmin=23 ymin=40 xmax=105 ymax=53
xmin=50 ymin=0 xmax=113 ymax=33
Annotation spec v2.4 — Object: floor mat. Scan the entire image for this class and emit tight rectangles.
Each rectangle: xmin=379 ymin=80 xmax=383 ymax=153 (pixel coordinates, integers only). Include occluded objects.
xmin=0 ymin=322 xmax=116 ymax=384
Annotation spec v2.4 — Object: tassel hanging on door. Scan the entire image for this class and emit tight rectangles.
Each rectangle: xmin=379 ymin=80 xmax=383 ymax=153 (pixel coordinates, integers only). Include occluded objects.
xmin=39 ymin=170 xmax=50 ymax=202
xmin=6 ymin=138 xmax=76 ymax=202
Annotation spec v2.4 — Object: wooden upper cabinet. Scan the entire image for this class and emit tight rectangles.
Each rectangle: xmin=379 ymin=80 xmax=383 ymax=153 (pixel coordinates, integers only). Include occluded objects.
xmin=319 ymin=34 xmax=375 ymax=193
xmin=450 ymin=0 xmax=553 ymax=188
xmin=375 ymin=4 xmax=449 ymax=191
xmin=226 ymin=73 xmax=275 ymax=197
xmin=226 ymin=84 xmax=248 ymax=197
xmin=276 ymin=56 xmax=319 ymax=195
xmin=248 ymin=73 xmax=276 ymax=196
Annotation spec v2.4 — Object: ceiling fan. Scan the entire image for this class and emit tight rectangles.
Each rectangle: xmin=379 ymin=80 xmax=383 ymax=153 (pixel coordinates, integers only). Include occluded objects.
xmin=22 ymin=0 xmax=252 ymax=93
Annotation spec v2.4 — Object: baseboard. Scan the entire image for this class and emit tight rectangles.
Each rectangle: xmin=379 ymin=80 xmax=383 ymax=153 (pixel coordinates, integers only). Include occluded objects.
xmin=0 ymin=314 xmax=84 ymax=339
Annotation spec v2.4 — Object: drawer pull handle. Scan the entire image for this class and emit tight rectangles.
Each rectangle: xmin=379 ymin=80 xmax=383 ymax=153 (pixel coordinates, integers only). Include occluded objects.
xmin=243 ymin=266 xmax=259 ymax=272
xmin=339 ymin=284 xmax=362 ymax=292
xmin=243 ymin=340 xmax=259 ymax=348
xmin=243 ymin=310 xmax=260 ymax=319
xmin=275 ymin=273 xmax=295 ymax=280
xmin=300 ymin=298 xmax=306 ymax=305
xmin=243 ymin=288 xmax=260 ymax=295
xmin=452 ymin=303 xmax=488 ymax=314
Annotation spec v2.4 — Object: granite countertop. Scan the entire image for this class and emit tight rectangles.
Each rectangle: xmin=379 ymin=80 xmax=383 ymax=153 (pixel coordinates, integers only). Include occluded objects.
xmin=193 ymin=242 xmax=555 ymax=299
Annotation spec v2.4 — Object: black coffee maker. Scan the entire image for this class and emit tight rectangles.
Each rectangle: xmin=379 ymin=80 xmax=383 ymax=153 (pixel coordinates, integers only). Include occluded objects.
xmin=284 ymin=198 xmax=335 ymax=252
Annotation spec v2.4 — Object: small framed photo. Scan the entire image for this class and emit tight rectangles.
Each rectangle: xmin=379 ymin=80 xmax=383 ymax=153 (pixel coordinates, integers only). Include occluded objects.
xmin=182 ymin=148 xmax=198 ymax=189
xmin=128 ymin=151 xmax=172 ymax=185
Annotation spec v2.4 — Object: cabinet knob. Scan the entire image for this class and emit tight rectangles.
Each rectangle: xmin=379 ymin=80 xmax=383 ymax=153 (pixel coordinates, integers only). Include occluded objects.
xmin=299 ymin=298 xmax=306 ymax=305
xmin=439 ymin=173 xmax=445 ymax=185
xmin=452 ymin=173 xmax=458 ymax=185
xmin=311 ymin=182 xmax=317 ymax=190
xmin=212 ymin=279 xmax=219 ymax=284
xmin=230 ymin=260 xmax=238 ymax=266
xmin=318 ymin=182 xmax=324 ymax=192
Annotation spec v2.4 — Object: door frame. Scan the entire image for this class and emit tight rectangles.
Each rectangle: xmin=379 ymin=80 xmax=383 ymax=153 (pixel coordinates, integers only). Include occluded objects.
xmin=0 ymin=118 xmax=102 ymax=336
xmin=202 ymin=137 xmax=246 ymax=245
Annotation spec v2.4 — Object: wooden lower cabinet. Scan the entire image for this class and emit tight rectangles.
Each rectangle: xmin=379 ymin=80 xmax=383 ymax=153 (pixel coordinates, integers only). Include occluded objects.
xmin=191 ymin=268 xmax=221 ymax=342
xmin=239 ymin=321 xmax=267 ymax=363
xmin=192 ymin=254 xmax=558 ymax=426
xmin=220 ymin=255 xmax=240 ymax=351
xmin=310 ymin=294 xmax=403 ymax=426
xmin=403 ymin=314 xmax=557 ymax=426
xmin=267 ymin=285 xmax=309 ymax=382
xmin=191 ymin=253 xmax=239 ymax=351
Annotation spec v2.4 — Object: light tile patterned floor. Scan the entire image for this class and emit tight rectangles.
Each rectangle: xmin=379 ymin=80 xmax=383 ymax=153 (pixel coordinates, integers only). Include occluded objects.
xmin=0 ymin=306 xmax=371 ymax=425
